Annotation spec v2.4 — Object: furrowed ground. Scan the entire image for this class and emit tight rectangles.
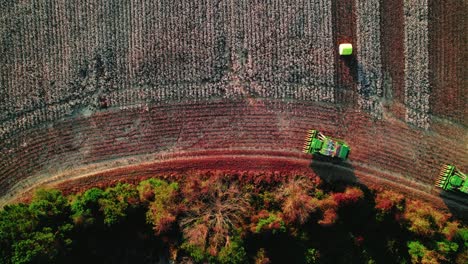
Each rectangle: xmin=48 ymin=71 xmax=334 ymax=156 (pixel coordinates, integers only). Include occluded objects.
xmin=0 ymin=1 xmax=466 ymax=218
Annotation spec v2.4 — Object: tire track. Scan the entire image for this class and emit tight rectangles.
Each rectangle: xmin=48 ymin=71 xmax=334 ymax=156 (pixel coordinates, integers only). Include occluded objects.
xmin=3 ymin=150 xmax=466 ymax=219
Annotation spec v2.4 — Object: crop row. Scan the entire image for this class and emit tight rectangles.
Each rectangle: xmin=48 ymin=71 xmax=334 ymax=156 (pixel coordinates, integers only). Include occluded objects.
xmin=0 ymin=101 xmax=338 ymax=196
xmin=0 ymin=0 xmax=223 ymax=124
xmin=355 ymin=0 xmax=383 ymax=118
xmin=0 ymin=0 xmax=339 ymax=111
xmin=403 ymin=0 xmax=430 ymax=129
xmin=243 ymin=0 xmax=335 ymax=94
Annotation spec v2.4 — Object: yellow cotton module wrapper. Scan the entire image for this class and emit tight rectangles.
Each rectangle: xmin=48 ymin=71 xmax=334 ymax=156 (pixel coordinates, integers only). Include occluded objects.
xmin=339 ymin=43 xmax=353 ymax=55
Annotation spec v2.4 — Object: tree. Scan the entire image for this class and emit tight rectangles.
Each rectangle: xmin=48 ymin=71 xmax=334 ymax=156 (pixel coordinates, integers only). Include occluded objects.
xmin=0 ymin=204 xmax=35 ymax=262
xmin=251 ymin=210 xmax=286 ymax=234
xmin=217 ymin=235 xmax=247 ymax=264
xmin=1 ymin=189 xmax=73 ymax=264
xmin=403 ymin=200 xmax=450 ymax=237
xmin=11 ymin=227 xmax=72 ymax=264
xmin=254 ymin=248 xmax=270 ymax=264
xmin=99 ymin=183 xmax=139 ymax=226
xmin=316 ymin=195 xmax=338 ymax=226
xmin=275 ymin=176 xmax=317 ymax=224
xmin=138 ymin=178 xmax=180 ymax=234
xmin=29 ymin=188 xmax=70 ymax=229
xmin=305 ymin=248 xmax=320 ymax=264
xmin=70 ymin=188 xmax=105 ymax=226
xmin=180 ymin=176 xmax=251 ymax=257
xmin=332 ymin=187 xmax=364 ymax=206
xmin=408 ymin=241 xmax=426 ymax=263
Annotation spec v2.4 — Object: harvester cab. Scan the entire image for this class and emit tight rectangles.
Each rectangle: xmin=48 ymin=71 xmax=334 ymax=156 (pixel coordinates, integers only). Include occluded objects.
xmin=436 ymin=164 xmax=468 ymax=194
xmin=303 ymin=129 xmax=350 ymax=160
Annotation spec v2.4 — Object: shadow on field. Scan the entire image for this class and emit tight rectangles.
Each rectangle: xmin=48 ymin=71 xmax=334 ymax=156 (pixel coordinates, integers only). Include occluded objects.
xmin=343 ymin=54 xmax=375 ymax=100
xmin=440 ymin=191 xmax=468 ymax=223
xmin=310 ymin=155 xmax=358 ymax=188
xmin=307 ymin=156 xmax=414 ymax=264
xmin=343 ymin=54 xmax=359 ymax=82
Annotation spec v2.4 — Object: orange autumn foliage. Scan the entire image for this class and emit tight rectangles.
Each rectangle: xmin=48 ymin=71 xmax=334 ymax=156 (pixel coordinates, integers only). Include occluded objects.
xmin=375 ymin=190 xmax=405 ymax=212
xmin=403 ymin=200 xmax=451 ymax=237
xmin=275 ymin=177 xmax=318 ymax=224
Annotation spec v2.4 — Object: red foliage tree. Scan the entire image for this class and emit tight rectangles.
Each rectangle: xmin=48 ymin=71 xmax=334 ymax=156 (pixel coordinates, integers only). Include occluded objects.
xmin=403 ymin=200 xmax=451 ymax=237
xmin=332 ymin=187 xmax=364 ymax=206
xmin=275 ymin=176 xmax=318 ymax=224
xmin=179 ymin=175 xmax=251 ymax=255
xmin=374 ymin=190 xmax=405 ymax=213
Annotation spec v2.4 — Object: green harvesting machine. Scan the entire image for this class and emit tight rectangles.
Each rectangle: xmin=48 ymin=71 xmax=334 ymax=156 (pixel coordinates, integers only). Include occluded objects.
xmin=303 ymin=129 xmax=350 ymax=160
xmin=436 ymin=164 xmax=468 ymax=194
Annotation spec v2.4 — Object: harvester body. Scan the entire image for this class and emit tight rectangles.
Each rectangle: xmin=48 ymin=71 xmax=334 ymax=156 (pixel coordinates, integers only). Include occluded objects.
xmin=436 ymin=164 xmax=468 ymax=194
xmin=303 ymin=130 xmax=350 ymax=160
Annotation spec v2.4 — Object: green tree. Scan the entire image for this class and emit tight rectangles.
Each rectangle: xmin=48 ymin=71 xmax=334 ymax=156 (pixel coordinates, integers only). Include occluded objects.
xmin=29 ymin=189 xmax=70 ymax=229
xmin=138 ymin=179 xmax=180 ymax=234
xmin=407 ymin=241 xmax=426 ymax=263
xmin=305 ymin=248 xmax=320 ymax=264
xmin=99 ymin=183 xmax=139 ymax=226
xmin=11 ymin=227 xmax=72 ymax=264
xmin=0 ymin=204 xmax=35 ymax=261
xmin=217 ymin=236 xmax=247 ymax=264
xmin=457 ymin=228 xmax=468 ymax=248
xmin=1 ymin=189 xmax=73 ymax=263
xmin=70 ymin=188 xmax=105 ymax=226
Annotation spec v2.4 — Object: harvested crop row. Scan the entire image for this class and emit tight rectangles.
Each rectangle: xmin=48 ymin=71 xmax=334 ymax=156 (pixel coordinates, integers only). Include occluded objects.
xmin=380 ymin=0 xmax=405 ymax=120
xmin=428 ymin=0 xmax=466 ymax=123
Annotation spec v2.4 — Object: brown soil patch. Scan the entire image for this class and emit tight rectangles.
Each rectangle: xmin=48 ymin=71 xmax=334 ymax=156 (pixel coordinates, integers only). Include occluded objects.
xmin=380 ymin=0 xmax=405 ymax=120
xmin=428 ymin=0 xmax=467 ymax=123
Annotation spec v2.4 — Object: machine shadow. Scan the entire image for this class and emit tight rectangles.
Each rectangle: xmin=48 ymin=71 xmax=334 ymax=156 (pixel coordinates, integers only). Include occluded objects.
xmin=308 ymin=156 xmax=415 ymax=263
xmin=310 ymin=155 xmax=359 ymax=189
xmin=440 ymin=191 xmax=468 ymax=222
xmin=310 ymin=156 xmax=468 ymax=222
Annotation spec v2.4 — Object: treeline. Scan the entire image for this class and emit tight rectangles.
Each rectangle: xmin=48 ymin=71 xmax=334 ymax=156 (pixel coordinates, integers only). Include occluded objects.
xmin=0 ymin=173 xmax=466 ymax=264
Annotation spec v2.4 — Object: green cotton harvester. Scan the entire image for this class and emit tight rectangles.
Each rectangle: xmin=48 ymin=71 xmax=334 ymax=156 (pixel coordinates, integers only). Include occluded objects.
xmin=436 ymin=164 xmax=468 ymax=194
xmin=303 ymin=130 xmax=350 ymax=160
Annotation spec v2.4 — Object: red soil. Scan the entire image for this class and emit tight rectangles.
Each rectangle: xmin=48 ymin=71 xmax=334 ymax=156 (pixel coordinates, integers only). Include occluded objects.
xmin=380 ymin=0 xmax=405 ymax=120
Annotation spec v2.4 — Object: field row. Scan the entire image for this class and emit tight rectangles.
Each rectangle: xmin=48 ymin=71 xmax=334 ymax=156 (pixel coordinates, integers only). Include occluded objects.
xmin=403 ymin=0 xmax=430 ymax=129
xmin=243 ymin=0 xmax=335 ymax=88
xmin=355 ymin=0 xmax=383 ymax=118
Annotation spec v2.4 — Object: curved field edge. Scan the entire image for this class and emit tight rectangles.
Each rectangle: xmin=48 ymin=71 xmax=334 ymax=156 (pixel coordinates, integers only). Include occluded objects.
xmin=5 ymin=150 xmax=468 ymax=220
xmin=1 ymin=100 xmax=467 ymax=216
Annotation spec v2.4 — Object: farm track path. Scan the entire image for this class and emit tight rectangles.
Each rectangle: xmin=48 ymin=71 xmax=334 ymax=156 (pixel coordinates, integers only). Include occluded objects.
xmin=6 ymin=149 xmax=468 ymax=219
